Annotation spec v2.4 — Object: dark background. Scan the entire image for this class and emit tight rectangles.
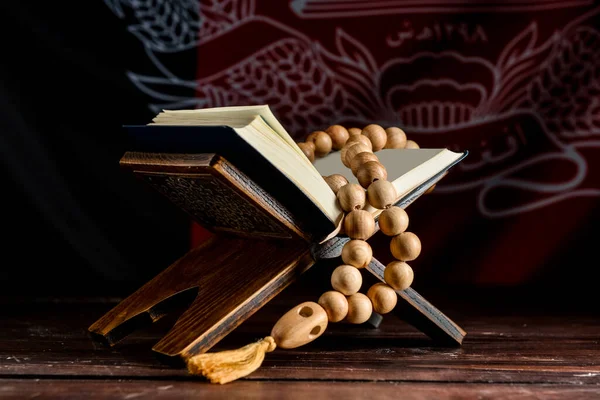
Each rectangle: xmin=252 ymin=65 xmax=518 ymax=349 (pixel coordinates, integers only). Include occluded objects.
xmin=2 ymin=1 xmax=192 ymax=296
xmin=2 ymin=1 xmax=599 ymax=306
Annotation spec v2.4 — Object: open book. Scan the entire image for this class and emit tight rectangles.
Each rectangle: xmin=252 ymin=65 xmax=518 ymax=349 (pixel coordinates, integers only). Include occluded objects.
xmin=124 ymin=105 xmax=466 ymax=241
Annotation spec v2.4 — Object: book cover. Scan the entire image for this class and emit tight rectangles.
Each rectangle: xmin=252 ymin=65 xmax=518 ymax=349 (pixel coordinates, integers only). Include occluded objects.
xmin=120 ymin=152 xmax=310 ymax=241
xmin=123 ymin=124 xmax=336 ymax=241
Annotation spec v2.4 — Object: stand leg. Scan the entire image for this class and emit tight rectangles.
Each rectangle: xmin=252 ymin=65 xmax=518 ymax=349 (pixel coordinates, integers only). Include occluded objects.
xmin=367 ymin=258 xmax=466 ymax=346
xmin=89 ymin=235 xmax=312 ymax=360
xmin=312 ymin=237 xmax=466 ymax=345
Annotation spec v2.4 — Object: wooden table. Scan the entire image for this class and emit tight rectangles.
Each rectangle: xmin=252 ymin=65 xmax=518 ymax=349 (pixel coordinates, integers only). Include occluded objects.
xmin=2 ymin=280 xmax=599 ymax=399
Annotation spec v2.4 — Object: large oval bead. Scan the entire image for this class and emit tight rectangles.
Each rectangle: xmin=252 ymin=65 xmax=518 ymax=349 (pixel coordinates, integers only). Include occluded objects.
xmin=271 ymin=301 xmax=328 ymax=349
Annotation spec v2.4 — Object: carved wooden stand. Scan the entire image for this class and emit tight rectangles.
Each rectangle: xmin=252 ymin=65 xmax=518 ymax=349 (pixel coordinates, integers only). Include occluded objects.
xmin=89 ymin=152 xmax=466 ymax=363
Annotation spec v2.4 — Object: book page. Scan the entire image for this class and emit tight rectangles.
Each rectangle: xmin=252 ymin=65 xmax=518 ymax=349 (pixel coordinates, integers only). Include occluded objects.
xmin=151 ymin=107 xmax=342 ymax=223
xmin=314 ymin=148 xmax=464 ymax=215
xmin=314 ymin=149 xmax=445 ymax=182
xmin=239 ymin=117 xmax=341 ymax=223
xmin=151 ymin=107 xmax=269 ymax=129
xmin=152 ymin=105 xmax=305 ymax=158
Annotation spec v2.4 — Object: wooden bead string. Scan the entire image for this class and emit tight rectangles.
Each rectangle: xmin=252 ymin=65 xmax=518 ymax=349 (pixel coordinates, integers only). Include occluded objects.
xmin=302 ymin=124 xmax=424 ymax=325
xmin=188 ymin=124 xmax=425 ymax=384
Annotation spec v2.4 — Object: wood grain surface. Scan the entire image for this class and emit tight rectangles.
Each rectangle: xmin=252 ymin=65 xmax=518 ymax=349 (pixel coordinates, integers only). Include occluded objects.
xmin=88 ymin=235 xmax=312 ymax=360
xmin=2 ymin=275 xmax=599 ymax=399
xmin=120 ymin=152 xmax=309 ymax=240
xmin=1 ymin=380 xmax=598 ymax=400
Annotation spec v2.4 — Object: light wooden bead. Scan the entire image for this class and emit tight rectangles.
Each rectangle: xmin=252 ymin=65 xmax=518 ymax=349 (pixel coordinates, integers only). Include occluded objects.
xmin=307 ymin=131 xmax=333 ymax=157
xmin=297 ymin=142 xmax=315 ymax=162
xmin=379 ymin=206 xmax=409 ymax=236
xmin=367 ymin=180 xmax=397 ymax=209
xmin=341 ymin=239 xmax=372 ymax=269
xmin=325 ymin=125 xmax=350 ymax=150
xmin=362 ymin=124 xmax=387 ymax=151
xmin=357 ymin=161 xmax=388 ymax=189
xmin=384 ymin=261 xmax=414 ymax=291
xmin=350 ymin=151 xmax=379 ymax=175
xmin=346 ymin=134 xmax=373 ymax=151
xmin=405 ymin=140 xmax=420 ymax=149
xmin=318 ymin=291 xmax=348 ymax=322
xmin=331 ymin=265 xmax=362 ymax=295
xmin=348 ymin=127 xmax=362 ymax=137
xmin=367 ymin=283 xmax=398 ymax=314
xmin=390 ymin=232 xmax=422 ymax=261
xmin=384 ymin=127 xmax=407 ymax=149
xmin=306 ymin=131 xmax=320 ymax=142
xmin=346 ymin=292 xmax=373 ymax=324
xmin=336 ymin=183 xmax=365 ymax=212
xmin=344 ymin=143 xmax=372 ymax=167
xmin=271 ymin=301 xmax=328 ymax=349
xmin=340 ymin=142 xmax=361 ymax=168
xmin=324 ymin=174 xmax=349 ymax=194
xmin=344 ymin=209 xmax=375 ymax=240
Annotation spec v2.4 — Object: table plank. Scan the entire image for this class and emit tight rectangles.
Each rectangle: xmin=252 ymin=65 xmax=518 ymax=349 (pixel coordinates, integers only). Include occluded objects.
xmin=1 ymin=292 xmax=599 ymax=386
xmin=1 ymin=380 xmax=598 ymax=400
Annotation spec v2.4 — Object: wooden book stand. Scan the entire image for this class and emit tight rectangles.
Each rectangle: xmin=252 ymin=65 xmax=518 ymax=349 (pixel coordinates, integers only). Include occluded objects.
xmin=89 ymin=152 xmax=465 ymax=363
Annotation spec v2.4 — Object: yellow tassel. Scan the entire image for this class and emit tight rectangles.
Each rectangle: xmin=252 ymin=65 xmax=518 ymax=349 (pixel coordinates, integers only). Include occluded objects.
xmin=186 ymin=336 xmax=277 ymax=384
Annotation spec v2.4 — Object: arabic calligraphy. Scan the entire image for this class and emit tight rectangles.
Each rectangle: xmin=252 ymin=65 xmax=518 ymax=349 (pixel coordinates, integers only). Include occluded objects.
xmin=387 ymin=20 xmax=488 ymax=48
xmin=444 ymin=119 xmax=526 ymax=173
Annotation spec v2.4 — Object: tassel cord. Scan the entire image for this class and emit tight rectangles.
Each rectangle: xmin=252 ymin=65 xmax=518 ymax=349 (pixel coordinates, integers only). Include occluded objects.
xmin=186 ymin=336 xmax=276 ymax=384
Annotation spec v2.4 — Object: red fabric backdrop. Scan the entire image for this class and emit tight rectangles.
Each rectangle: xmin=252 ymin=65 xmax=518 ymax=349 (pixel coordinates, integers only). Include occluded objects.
xmin=115 ymin=0 xmax=600 ymax=288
